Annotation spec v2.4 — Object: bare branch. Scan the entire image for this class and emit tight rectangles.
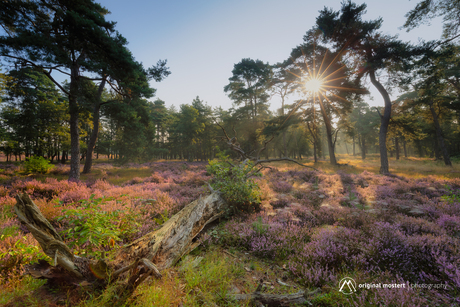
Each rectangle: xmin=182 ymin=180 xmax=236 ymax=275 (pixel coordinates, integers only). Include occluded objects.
xmin=256 ymin=135 xmax=275 ymax=160
xmin=106 ymin=79 xmax=124 ymax=96
xmin=213 ymin=118 xmax=230 ymax=141
xmin=255 ymin=158 xmax=318 ymax=171
xmin=3 ymin=55 xmax=70 ymax=95
xmin=373 ymin=106 xmax=383 ymax=118
xmin=333 ymin=128 xmax=340 ymax=147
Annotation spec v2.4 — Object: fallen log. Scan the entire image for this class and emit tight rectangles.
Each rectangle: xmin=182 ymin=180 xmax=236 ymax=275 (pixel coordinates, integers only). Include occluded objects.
xmin=14 ymin=191 xmax=227 ymax=305
xmin=14 ymin=193 xmax=86 ymax=279
xmin=111 ymin=191 xmax=226 ymax=271
xmin=15 ymin=191 xmax=312 ymax=306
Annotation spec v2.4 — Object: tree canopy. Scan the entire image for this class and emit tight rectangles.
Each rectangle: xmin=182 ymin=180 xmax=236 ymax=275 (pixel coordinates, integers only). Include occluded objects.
xmin=0 ymin=0 xmax=169 ymax=180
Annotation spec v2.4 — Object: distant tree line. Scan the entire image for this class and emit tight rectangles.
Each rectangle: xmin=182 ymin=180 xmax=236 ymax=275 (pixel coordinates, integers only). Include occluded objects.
xmin=1 ymin=0 xmax=460 ymax=179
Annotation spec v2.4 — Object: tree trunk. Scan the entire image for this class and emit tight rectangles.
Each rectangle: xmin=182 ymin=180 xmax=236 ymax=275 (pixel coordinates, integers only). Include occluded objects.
xmin=369 ymin=70 xmax=391 ymax=174
xmin=313 ymin=141 xmax=317 ymax=163
xmin=61 ymin=151 xmax=67 ymax=164
xmin=403 ymin=139 xmax=407 ymax=158
xmin=83 ymin=103 xmax=101 ymax=174
xmin=429 ymin=101 xmax=452 ymax=166
xmin=395 ymin=137 xmax=400 ymax=160
xmin=83 ymin=79 xmax=106 ymax=174
xmin=68 ymin=66 xmax=81 ymax=181
xmin=361 ymin=137 xmax=366 ymax=160
xmin=353 ymin=135 xmax=356 ymax=156
xmin=317 ymin=98 xmax=337 ymax=165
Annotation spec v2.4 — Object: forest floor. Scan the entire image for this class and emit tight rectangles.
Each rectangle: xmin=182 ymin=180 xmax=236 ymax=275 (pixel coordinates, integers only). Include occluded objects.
xmin=1 ymin=155 xmax=460 ymax=306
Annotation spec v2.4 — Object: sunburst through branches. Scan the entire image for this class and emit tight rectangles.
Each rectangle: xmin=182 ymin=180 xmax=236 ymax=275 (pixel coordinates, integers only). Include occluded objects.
xmin=272 ymin=43 xmax=365 ymax=165
xmin=277 ymin=43 xmax=364 ymax=129
xmin=303 ymin=77 xmax=324 ymax=93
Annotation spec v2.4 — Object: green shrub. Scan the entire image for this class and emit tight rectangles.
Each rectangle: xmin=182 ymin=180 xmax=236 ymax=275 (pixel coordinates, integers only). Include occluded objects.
xmin=23 ymin=156 xmax=54 ymax=174
xmin=441 ymin=185 xmax=460 ymax=203
xmin=0 ymin=235 xmax=49 ymax=271
xmin=207 ymin=155 xmax=261 ymax=214
xmin=57 ymin=194 xmax=139 ymax=257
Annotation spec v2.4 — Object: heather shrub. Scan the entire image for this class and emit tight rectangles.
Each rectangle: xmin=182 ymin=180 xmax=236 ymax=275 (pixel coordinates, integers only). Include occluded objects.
xmin=49 ymin=163 xmax=69 ymax=175
xmin=289 ymin=264 xmax=337 ymax=288
xmin=336 ymin=210 xmax=369 ymax=229
xmin=313 ymin=207 xmax=341 ymax=225
xmin=397 ymin=215 xmax=445 ymax=236
xmin=0 ymin=234 xmax=48 ymax=282
xmin=345 ymin=277 xmax=432 ymax=307
xmin=145 ymin=173 xmax=164 ymax=184
xmin=0 ymin=186 xmax=8 ymax=198
xmin=22 ymin=156 xmax=54 ymax=174
xmin=270 ymin=197 xmax=289 ymax=209
xmin=34 ymin=198 xmax=66 ymax=221
xmin=223 ymin=215 xmax=310 ymax=260
xmin=293 ymin=227 xmax=365 ymax=270
xmin=436 ymin=214 xmax=460 ymax=236
xmin=406 ymin=234 xmax=460 ymax=286
xmin=361 ymin=222 xmax=413 ymax=275
xmin=271 ymin=181 xmax=292 ymax=193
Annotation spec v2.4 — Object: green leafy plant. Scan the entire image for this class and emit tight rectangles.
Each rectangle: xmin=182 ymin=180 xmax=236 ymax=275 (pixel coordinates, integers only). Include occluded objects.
xmin=57 ymin=194 xmax=139 ymax=256
xmin=207 ymin=155 xmax=261 ymax=214
xmin=349 ymin=186 xmax=357 ymax=201
xmin=313 ymin=177 xmax=319 ymax=190
xmin=0 ymin=235 xmax=48 ymax=264
xmin=252 ymin=216 xmax=268 ymax=235
xmin=441 ymin=185 xmax=460 ymax=203
xmin=154 ymin=209 xmax=170 ymax=225
xmin=23 ymin=156 xmax=54 ymax=174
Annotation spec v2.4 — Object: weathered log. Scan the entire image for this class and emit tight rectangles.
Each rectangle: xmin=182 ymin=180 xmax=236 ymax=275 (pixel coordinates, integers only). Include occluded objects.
xmin=111 ymin=191 xmax=226 ymax=270
xmin=15 ymin=192 xmax=316 ymax=306
xmin=14 ymin=193 xmax=84 ymax=278
xmin=14 ymin=191 xmax=227 ymax=305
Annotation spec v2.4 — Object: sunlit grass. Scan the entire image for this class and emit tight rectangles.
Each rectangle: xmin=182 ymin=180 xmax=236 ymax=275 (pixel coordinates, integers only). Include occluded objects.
xmin=105 ymin=167 xmax=152 ymax=185
xmin=262 ymin=154 xmax=460 ymax=179
xmin=0 ymin=276 xmax=47 ymax=306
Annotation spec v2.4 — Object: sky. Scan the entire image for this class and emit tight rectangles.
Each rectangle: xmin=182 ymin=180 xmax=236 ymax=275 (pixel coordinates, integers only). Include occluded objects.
xmin=96 ymin=0 xmax=444 ymax=111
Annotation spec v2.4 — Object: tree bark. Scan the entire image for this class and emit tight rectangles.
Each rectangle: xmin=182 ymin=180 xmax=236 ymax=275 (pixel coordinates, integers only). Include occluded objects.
xmin=369 ymin=70 xmax=391 ymax=174
xmin=317 ymin=98 xmax=337 ymax=165
xmin=361 ymin=137 xmax=366 ymax=160
xmin=313 ymin=141 xmax=317 ymax=163
xmin=83 ymin=78 xmax=106 ymax=174
xmin=429 ymin=101 xmax=452 ymax=166
xmin=14 ymin=194 xmax=84 ymax=278
xmin=68 ymin=65 xmax=81 ymax=181
xmin=353 ymin=135 xmax=356 ymax=156
xmin=111 ymin=192 xmax=226 ymax=270
xmin=403 ymin=139 xmax=407 ymax=158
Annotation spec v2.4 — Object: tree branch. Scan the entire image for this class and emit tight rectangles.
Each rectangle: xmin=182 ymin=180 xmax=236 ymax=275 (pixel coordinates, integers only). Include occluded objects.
xmin=2 ymin=55 xmax=70 ymax=95
xmin=373 ymin=106 xmax=383 ymax=118
xmin=254 ymin=158 xmax=317 ymax=171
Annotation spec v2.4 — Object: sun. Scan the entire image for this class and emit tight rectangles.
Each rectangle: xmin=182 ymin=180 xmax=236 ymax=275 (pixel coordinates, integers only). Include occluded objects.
xmin=304 ymin=77 xmax=323 ymax=93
